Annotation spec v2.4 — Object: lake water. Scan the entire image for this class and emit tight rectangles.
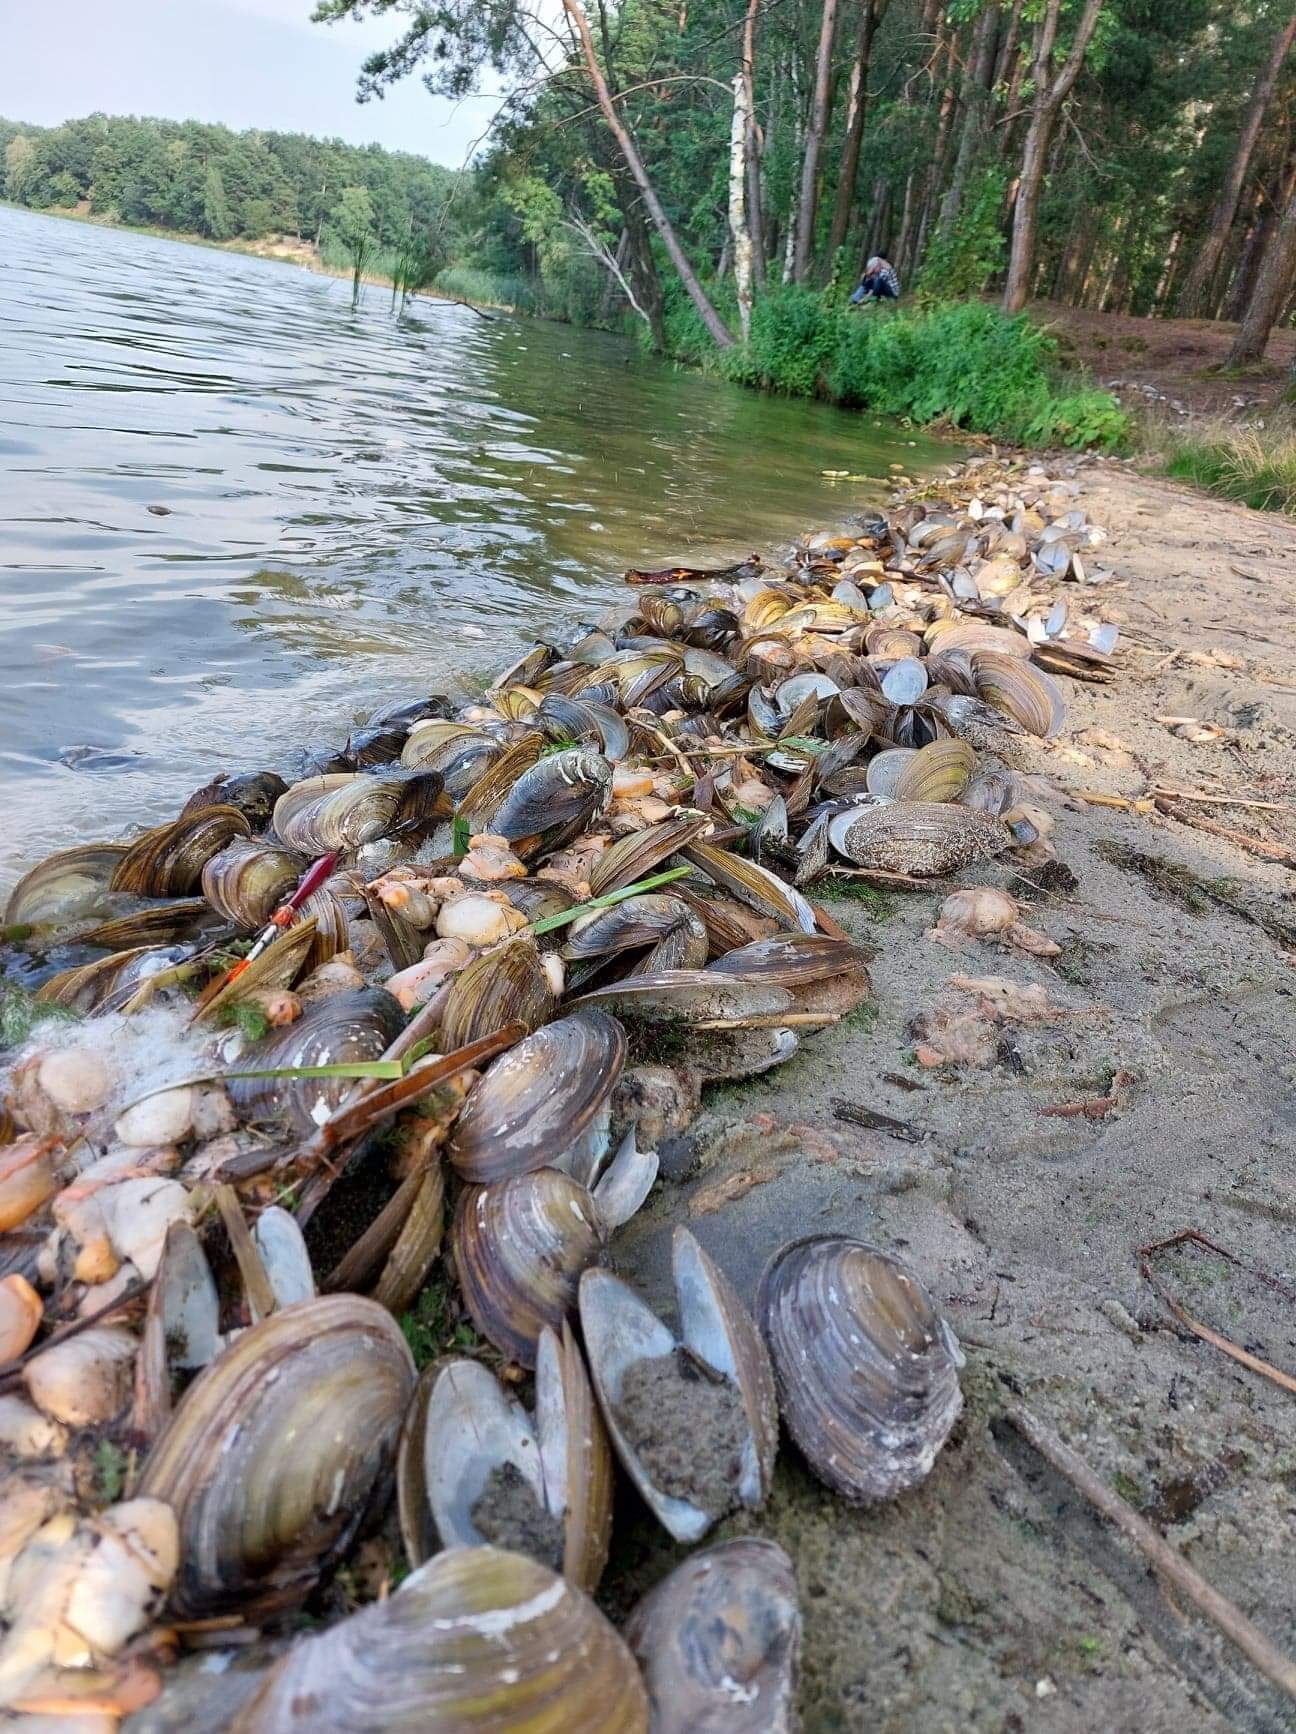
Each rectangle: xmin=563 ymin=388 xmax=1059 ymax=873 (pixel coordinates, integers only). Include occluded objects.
xmin=0 ymin=203 xmax=951 ymax=886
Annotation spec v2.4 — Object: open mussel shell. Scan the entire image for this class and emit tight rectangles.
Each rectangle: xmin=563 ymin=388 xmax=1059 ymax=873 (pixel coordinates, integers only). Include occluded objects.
xmin=231 ymin=1546 xmax=648 ymax=1733
xmin=681 ymin=841 xmax=817 ymax=934
xmin=537 ymin=694 xmax=630 ymax=762
xmin=401 ymin=724 xmax=501 ymax=797
xmin=892 ymin=737 xmax=976 ymax=804
xmin=201 ymin=835 xmax=303 ymax=930
xmin=438 ymin=935 xmax=554 ymax=1050
xmin=972 ymin=649 xmax=1065 ymax=738
xmin=397 ymin=1322 xmax=613 ymax=1591
xmin=865 ymin=747 xmax=915 ymax=798
xmin=587 ymin=813 xmax=709 ymax=898
xmin=712 ymin=932 xmax=873 ymax=1016
xmin=111 ymin=805 xmax=252 ymax=898
xmin=563 ymin=894 xmax=708 ymax=976
xmin=227 ymin=988 xmax=404 ymax=1138
xmin=448 ymin=1010 xmax=625 ymax=1187
xmin=3 ymin=842 xmax=128 ymax=927
xmin=625 ymin=1538 xmax=801 ymax=1734
xmin=453 ymin=1169 xmax=605 ymax=1369
xmin=828 ymin=801 xmax=1008 ymax=876
xmin=579 ymin=1227 xmax=776 ymax=1544
xmin=138 ymin=1296 xmax=416 ymax=1619
xmin=272 ymin=772 xmax=445 ymax=855
xmin=490 ymin=749 xmax=613 ymax=855
xmin=756 ymin=1235 xmax=963 ymax=1504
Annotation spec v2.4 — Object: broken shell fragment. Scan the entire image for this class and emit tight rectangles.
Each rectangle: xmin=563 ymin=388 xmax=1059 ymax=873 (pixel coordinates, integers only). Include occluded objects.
xmin=757 ymin=1235 xmax=962 ymax=1503
xmin=230 ymin=1546 xmax=648 ymax=1733
xmin=625 ymin=1538 xmax=801 ymax=1734
xmin=397 ymin=1321 xmax=612 ymax=1590
xmin=579 ymin=1227 xmax=776 ymax=1543
xmin=138 ymin=1296 xmax=415 ymax=1619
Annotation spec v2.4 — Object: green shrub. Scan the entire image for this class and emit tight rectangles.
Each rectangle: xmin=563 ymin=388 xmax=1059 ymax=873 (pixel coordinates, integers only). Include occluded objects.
xmin=710 ymin=288 xmax=1128 ymax=450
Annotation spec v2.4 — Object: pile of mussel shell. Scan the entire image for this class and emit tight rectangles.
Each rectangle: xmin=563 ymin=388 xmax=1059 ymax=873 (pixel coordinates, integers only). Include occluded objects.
xmin=0 ymin=470 xmax=1108 ymax=1727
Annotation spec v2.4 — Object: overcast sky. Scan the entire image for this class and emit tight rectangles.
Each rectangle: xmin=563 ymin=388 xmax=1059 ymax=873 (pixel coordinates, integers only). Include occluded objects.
xmin=0 ymin=0 xmax=501 ymax=165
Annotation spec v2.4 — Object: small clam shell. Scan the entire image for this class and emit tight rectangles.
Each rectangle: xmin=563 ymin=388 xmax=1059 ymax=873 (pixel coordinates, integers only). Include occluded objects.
xmin=579 ymin=1227 xmax=776 ymax=1544
xmin=0 ymin=1138 xmax=59 ymax=1232
xmin=0 ymin=1275 xmax=42 ymax=1362
xmin=757 ymin=1235 xmax=962 ymax=1503
xmin=139 ymin=1296 xmax=415 ymax=1619
xmin=24 ymin=1326 xmax=136 ymax=1426
xmin=893 ymin=738 xmax=976 ymax=804
xmin=448 ymin=1011 xmax=626 ymax=1187
xmin=453 ymin=1170 xmax=605 ymax=1369
xmin=398 ymin=1322 xmax=613 ymax=1591
xmin=231 ymin=1546 xmax=648 ymax=1733
xmin=828 ymin=801 xmax=1008 ymax=876
xmin=625 ymin=1538 xmax=801 ymax=1734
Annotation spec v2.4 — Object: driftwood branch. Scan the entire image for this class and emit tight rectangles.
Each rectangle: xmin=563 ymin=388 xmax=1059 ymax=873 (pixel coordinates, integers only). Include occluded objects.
xmin=1007 ymin=1403 xmax=1296 ymax=1703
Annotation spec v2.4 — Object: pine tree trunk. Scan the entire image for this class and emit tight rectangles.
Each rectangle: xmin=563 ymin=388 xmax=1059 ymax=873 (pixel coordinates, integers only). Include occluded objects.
xmin=729 ymin=70 xmax=755 ymax=340
xmin=563 ymin=0 xmax=733 ymax=347
xmin=1228 ymin=175 xmax=1296 ymax=365
xmin=825 ymin=0 xmax=889 ymax=269
xmin=938 ymin=4 xmax=999 ymax=240
xmin=914 ymin=29 xmax=960 ymax=269
xmin=792 ymin=0 xmax=840 ymax=282
xmin=607 ymin=161 xmax=667 ymax=352
xmin=894 ymin=171 xmax=918 ymax=277
xmin=1179 ymin=11 xmax=1296 ymax=316
xmin=1002 ymin=0 xmax=1105 ymax=315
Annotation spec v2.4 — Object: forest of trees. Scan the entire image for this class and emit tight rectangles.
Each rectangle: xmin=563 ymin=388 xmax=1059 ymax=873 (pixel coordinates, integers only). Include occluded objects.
xmin=0 ymin=111 xmax=459 ymax=257
xmin=312 ymin=0 xmax=1296 ymax=372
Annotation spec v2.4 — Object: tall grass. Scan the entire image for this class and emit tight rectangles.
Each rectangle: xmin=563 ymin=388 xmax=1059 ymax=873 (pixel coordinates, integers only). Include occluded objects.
xmin=318 ymin=231 xmax=401 ymax=286
xmin=433 ymin=266 xmax=547 ymax=314
xmin=1165 ymin=424 xmax=1296 ymax=514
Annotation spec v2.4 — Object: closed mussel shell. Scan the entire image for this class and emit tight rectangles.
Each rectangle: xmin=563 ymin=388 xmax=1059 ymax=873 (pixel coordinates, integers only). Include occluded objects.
xmin=139 ymin=1296 xmax=416 ymax=1619
xmin=448 ymin=1011 xmax=626 ymax=1186
xmin=111 ymin=805 xmax=252 ymax=898
xmin=232 ymin=1547 xmax=647 ymax=1733
xmin=273 ymin=772 xmax=445 ymax=855
xmin=453 ymin=1169 xmax=605 ymax=1369
xmin=756 ymin=1235 xmax=962 ymax=1503
xmin=972 ymin=649 xmax=1066 ymax=738
xmin=202 ymin=835 xmax=303 ymax=930
xmin=681 ymin=842 xmax=817 ymax=934
xmin=490 ymin=749 xmax=613 ymax=853
xmin=3 ymin=842 xmax=128 ymax=927
xmin=892 ymin=737 xmax=976 ymax=804
xmin=586 ymin=814 xmax=709 ymax=897
xmin=625 ymin=1538 xmax=801 ymax=1734
xmin=711 ymin=932 xmax=873 ymax=1017
xmin=438 ymin=935 xmax=554 ymax=1051
xmin=562 ymin=895 xmax=708 ymax=974
xmin=227 ymin=988 xmax=404 ymax=1137
xmin=828 ymin=801 xmax=1008 ymax=876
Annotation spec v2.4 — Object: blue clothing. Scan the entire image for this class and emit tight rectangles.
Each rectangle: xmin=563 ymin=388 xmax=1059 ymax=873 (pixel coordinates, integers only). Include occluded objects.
xmin=851 ymin=263 xmax=900 ymax=303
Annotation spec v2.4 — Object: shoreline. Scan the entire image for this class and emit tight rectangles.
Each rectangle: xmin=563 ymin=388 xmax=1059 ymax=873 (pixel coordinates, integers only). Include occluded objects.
xmin=1 ymin=446 xmax=1294 ymax=1727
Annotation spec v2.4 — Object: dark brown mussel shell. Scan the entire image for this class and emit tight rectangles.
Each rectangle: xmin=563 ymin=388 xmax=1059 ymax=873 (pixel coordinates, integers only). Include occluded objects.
xmin=756 ymin=1235 xmax=963 ymax=1503
xmin=489 ymin=749 xmax=613 ymax=855
xmin=138 ymin=1296 xmax=415 ymax=1620
xmin=453 ymin=1169 xmax=605 ymax=1370
xmin=711 ymin=932 xmax=873 ymax=1016
xmin=227 ymin=988 xmax=404 ymax=1138
xmin=448 ymin=1010 xmax=626 ymax=1186
xmin=437 ymin=935 xmax=554 ymax=1051
xmin=111 ymin=805 xmax=252 ymax=898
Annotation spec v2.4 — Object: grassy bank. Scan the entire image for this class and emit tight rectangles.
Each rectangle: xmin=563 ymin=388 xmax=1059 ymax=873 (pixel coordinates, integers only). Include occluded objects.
xmin=1164 ymin=424 xmax=1296 ymax=513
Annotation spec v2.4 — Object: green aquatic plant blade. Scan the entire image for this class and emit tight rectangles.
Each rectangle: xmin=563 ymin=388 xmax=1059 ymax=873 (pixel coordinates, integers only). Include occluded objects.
xmin=526 ymin=865 xmax=692 ymax=936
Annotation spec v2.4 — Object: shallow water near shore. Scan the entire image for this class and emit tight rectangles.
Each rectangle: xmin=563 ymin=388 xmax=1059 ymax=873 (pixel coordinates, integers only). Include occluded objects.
xmin=0 ymin=203 xmax=954 ymax=887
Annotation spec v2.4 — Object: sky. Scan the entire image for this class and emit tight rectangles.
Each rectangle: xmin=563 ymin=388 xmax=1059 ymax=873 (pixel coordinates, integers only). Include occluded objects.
xmin=0 ymin=0 xmax=503 ymax=165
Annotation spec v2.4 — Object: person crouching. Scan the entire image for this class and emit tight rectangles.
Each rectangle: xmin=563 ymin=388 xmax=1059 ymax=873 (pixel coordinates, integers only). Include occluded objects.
xmin=850 ymin=256 xmax=901 ymax=305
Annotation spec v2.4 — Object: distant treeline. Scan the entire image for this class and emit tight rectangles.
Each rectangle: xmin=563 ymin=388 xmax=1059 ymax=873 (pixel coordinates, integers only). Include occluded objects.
xmin=0 ymin=113 xmax=461 ymax=249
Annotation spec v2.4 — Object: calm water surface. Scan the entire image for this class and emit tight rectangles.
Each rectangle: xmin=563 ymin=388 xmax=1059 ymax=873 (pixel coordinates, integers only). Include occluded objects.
xmin=0 ymin=204 xmax=951 ymax=885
